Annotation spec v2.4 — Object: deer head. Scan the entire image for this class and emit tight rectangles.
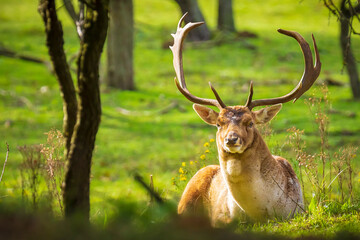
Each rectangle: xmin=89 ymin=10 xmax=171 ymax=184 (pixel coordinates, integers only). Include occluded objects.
xmin=170 ymin=13 xmax=321 ymax=154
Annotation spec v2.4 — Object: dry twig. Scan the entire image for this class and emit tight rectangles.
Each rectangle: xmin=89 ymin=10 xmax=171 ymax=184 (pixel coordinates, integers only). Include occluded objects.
xmin=116 ymin=101 xmax=186 ymax=116
xmin=0 ymin=143 xmax=9 ymax=183
xmin=134 ymin=173 xmax=164 ymax=204
xmin=271 ymin=176 xmax=306 ymax=213
xmin=0 ymin=45 xmax=53 ymax=72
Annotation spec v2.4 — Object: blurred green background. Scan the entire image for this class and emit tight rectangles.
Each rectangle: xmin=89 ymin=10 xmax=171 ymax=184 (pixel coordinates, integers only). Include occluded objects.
xmin=0 ymin=0 xmax=359 ymax=235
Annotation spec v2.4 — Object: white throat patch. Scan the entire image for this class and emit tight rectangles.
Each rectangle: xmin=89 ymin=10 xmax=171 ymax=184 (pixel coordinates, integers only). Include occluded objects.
xmin=225 ymin=159 xmax=242 ymax=177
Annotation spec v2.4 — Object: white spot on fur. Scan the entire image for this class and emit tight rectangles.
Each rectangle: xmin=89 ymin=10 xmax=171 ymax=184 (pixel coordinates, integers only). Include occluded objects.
xmin=224 ymin=145 xmax=242 ymax=153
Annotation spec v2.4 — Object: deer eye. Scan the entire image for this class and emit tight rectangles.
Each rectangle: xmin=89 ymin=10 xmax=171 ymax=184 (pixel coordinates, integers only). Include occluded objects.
xmin=216 ymin=123 xmax=221 ymax=128
xmin=248 ymin=122 xmax=254 ymax=128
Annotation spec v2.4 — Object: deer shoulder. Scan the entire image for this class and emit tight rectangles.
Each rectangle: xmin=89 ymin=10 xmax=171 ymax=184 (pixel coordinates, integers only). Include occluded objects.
xmin=178 ymin=165 xmax=220 ymax=215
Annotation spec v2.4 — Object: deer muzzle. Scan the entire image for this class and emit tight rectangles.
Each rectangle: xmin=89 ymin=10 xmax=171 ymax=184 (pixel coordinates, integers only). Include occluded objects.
xmin=225 ymin=131 xmax=241 ymax=145
xmin=225 ymin=136 xmax=238 ymax=145
xmin=224 ymin=131 xmax=244 ymax=153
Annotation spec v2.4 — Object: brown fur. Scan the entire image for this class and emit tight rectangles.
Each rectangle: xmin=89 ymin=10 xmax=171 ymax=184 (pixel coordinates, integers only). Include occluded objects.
xmin=275 ymin=156 xmax=302 ymax=201
xmin=178 ymin=165 xmax=220 ymax=215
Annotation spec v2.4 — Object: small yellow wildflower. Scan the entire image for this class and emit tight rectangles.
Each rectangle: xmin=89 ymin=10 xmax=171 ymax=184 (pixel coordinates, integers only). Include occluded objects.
xmin=180 ymin=174 xmax=187 ymax=181
xmin=200 ymin=154 xmax=206 ymax=160
xmin=190 ymin=161 xmax=194 ymax=165
xmin=210 ymin=138 xmax=215 ymax=143
xmin=182 ymin=162 xmax=186 ymax=167
xmin=179 ymin=167 xmax=184 ymax=174
xmin=204 ymin=142 xmax=210 ymax=147
xmin=205 ymin=149 xmax=210 ymax=153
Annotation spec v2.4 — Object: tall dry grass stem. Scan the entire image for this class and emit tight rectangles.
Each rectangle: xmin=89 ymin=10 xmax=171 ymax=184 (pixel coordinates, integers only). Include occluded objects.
xmin=305 ymin=84 xmax=330 ymax=201
xmin=18 ymin=129 xmax=66 ymax=214
xmin=40 ymin=129 xmax=66 ymax=215
xmin=18 ymin=144 xmax=43 ymax=210
xmin=0 ymin=143 xmax=9 ymax=183
xmin=286 ymin=127 xmax=307 ymax=202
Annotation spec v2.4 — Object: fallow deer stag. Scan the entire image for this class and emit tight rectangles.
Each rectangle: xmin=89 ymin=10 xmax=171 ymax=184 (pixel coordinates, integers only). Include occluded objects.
xmin=170 ymin=13 xmax=321 ymax=226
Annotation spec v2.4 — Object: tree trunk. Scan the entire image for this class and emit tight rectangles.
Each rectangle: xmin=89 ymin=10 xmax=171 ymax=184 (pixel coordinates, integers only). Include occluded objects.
xmin=174 ymin=0 xmax=211 ymax=41
xmin=217 ymin=0 xmax=235 ymax=33
xmin=340 ymin=13 xmax=360 ymax=99
xmin=63 ymin=0 xmax=109 ymax=218
xmin=38 ymin=0 xmax=78 ymax=158
xmin=40 ymin=0 xmax=108 ymax=219
xmin=106 ymin=0 xmax=134 ymax=90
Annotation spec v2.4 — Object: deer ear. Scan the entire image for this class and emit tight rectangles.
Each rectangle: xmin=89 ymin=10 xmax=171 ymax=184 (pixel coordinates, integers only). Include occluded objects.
xmin=193 ymin=104 xmax=219 ymax=126
xmin=253 ymin=104 xmax=282 ymax=124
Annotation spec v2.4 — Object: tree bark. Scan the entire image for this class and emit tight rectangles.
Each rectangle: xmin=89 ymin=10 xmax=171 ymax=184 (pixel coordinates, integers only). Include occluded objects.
xmin=174 ymin=0 xmax=211 ymax=41
xmin=38 ymin=0 xmax=78 ymax=157
xmin=63 ymin=0 xmax=109 ymax=218
xmin=106 ymin=0 xmax=134 ymax=90
xmin=340 ymin=2 xmax=360 ymax=99
xmin=217 ymin=0 xmax=235 ymax=33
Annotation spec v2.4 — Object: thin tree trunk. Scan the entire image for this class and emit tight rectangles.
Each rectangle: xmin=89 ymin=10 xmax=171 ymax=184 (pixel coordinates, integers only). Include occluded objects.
xmin=38 ymin=0 xmax=78 ymax=158
xmin=217 ymin=0 xmax=235 ymax=33
xmin=106 ymin=0 xmax=134 ymax=90
xmin=340 ymin=1 xmax=360 ymax=99
xmin=174 ymin=0 xmax=211 ymax=41
xmin=340 ymin=18 xmax=360 ymax=99
xmin=64 ymin=0 xmax=109 ymax=218
xmin=62 ymin=0 xmax=84 ymax=40
xmin=63 ymin=0 xmax=79 ymax=24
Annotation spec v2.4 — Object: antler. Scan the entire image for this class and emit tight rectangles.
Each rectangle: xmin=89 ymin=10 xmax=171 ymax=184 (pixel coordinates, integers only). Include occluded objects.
xmin=245 ymin=29 xmax=321 ymax=110
xmin=170 ymin=13 xmax=226 ymax=109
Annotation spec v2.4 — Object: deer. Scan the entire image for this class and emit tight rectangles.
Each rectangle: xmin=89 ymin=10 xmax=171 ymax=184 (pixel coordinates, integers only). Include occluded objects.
xmin=170 ymin=13 xmax=321 ymax=226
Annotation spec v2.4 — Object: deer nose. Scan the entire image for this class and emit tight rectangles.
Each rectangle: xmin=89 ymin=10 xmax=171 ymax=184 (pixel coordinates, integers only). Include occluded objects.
xmin=225 ymin=137 xmax=238 ymax=145
xmin=225 ymin=132 xmax=239 ymax=145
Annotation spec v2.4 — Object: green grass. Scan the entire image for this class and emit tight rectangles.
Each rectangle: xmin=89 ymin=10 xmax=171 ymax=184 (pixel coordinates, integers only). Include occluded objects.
xmin=0 ymin=0 xmax=360 ymax=238
xmin=241 ymin=202 xmax=360 ymax=237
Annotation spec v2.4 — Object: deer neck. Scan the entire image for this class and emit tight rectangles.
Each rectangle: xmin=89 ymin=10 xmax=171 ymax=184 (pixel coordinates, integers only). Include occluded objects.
xmin=217 ymin=129 xmax=277 ymax=219
xmin=218 ymin=129 xmax=273 ymax=181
